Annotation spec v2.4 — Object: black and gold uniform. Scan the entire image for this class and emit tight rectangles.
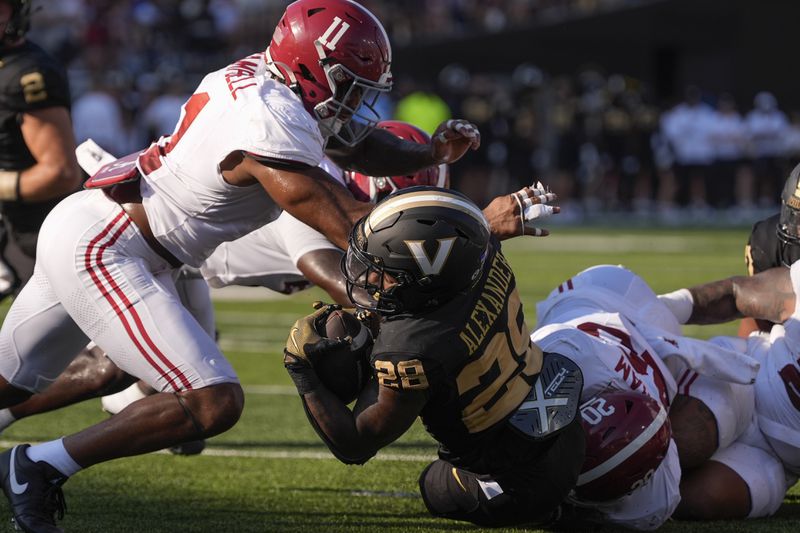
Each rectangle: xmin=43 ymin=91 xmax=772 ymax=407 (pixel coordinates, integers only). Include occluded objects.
xmin=372 ymin=241 xmax=539 ymax=463
xmin=0 ymin=39 xmax=71 ymax=293
xmin=371 ymin=240 xmax=584 ymax=527
xmin=745 ymin=214 xmax=800 ymax=275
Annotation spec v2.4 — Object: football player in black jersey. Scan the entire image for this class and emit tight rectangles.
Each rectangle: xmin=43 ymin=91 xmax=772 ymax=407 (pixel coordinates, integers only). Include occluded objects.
xmin=740 ymin=162 xmax=800 ymax=334
xmin=284 ymin=187 xmax=585 ymax=527
xmin=0 ymin=0 xmax=81 ymax=300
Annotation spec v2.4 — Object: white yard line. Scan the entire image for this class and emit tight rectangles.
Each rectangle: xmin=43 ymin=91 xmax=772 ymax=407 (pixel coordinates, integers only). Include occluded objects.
xmin=0 ymin=439 xmax=434 ymax=463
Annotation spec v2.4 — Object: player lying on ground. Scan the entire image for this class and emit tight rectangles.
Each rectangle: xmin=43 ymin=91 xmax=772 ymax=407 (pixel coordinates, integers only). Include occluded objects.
xmin=656 ymin=263 xmax=800 ymax=520
xmin=284 ymin=186 xmax=585 ymax=528
xmin=535 ymin=265 xmax=768 ymax=529
xmin=0 ymin=1 xmax=487 ymax=530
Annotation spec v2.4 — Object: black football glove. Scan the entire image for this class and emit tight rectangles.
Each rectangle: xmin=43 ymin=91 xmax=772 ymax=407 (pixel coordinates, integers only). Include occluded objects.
xmin=284 ymin=302 xmax=351 ymax=395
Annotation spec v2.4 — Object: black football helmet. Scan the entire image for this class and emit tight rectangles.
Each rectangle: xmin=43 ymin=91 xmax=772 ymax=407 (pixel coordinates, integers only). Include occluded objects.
xmin=778 ymin=162 xmax=800 ymax=266
xmin=4 ymin=0 xmax=31 ymax=42
xmin=343 ymin=186 xmax=491 ymax=315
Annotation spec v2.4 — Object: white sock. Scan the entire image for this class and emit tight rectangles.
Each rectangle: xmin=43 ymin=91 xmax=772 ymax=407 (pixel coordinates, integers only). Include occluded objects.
xmin=0 ymin=408 xmax=16 ymax=433
xmin=657 ymin=288 xmax=694 ymax=324
xmin=101 ymin=382 xmax=148 ymax=415
xmin=25 ymin=438 xmax=82 ymax=477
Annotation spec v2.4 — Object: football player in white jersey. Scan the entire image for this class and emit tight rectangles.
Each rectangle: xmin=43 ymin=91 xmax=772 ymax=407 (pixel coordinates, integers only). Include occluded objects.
xmin=534 ymin=265 xmax=761 ymax=529
xmin=0 ymin=120 xmax=558 ymax=442
xmin=658 ymin=264 xmax=800 ymax=520
xmin=0 ymin=0 xmax=495 ymax=529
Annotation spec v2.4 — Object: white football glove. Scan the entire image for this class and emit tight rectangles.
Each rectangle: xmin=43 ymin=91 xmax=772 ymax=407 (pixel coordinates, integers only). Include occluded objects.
xmin=513 ymin=180 xmax=559 ymax=236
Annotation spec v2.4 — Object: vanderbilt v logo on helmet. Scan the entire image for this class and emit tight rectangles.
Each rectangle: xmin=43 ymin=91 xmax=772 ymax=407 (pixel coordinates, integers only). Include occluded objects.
xmin=343 ymin=186 xmax=491 ymax=314
xmin=405 ymin=238 xmax=456 ymax=276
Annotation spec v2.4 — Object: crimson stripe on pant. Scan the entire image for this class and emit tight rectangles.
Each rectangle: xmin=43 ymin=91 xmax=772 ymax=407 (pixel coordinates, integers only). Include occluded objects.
xmin=84 ymin=211 xmax=191 ymax=391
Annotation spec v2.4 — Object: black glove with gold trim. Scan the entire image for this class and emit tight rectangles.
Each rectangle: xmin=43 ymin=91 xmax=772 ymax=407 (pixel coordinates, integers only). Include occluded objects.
xmin=284 ymin=302 xmax=351 ymax=395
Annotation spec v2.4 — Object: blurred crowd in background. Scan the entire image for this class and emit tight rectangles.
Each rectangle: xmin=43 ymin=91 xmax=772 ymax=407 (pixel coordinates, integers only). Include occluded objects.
xmin=29 ymin=0 xmax=800 ymax=223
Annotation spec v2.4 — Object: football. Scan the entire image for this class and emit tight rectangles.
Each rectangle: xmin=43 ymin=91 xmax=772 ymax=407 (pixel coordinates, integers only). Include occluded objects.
xmin=315 ymin=309 xmax=373 ymax=404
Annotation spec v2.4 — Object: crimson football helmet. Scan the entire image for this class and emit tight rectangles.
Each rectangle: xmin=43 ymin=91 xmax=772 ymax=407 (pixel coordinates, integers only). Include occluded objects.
xmin=343 ymin=186 xmax=490 ymax=314
xmin=346 ymin=121 xmax=450 ymax=203
xmin=575 ymin=390 xmax=671 ymax=502
xmin=266 ymin=0 xmax=392 ymax=147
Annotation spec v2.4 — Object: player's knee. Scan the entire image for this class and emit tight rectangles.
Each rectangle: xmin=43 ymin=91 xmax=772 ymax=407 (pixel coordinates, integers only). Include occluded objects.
xmin=179 ymin=382 xmax=244 ymax=437
xmin=676 ymin=462 xmax=750 ymax=520
xmin=669 ymin=394 xmax=718 ymax=469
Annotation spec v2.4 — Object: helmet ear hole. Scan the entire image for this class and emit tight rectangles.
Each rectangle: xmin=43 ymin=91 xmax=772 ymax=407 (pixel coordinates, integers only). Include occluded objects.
xmin=298 ymin=64 xmax=316 ymax=82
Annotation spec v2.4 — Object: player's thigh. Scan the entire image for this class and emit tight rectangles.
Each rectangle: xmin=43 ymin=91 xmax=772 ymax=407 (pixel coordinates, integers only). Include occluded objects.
xmin=677 ymin=442 xmax=789 ymax=520
xmin=0 ymin=265 xmax=90 ymax=392
xmin=87 ymin=264 xmax=238 ymax=392
xmin=670 ymin=374 xmax=753 ymax=466
xmin=173 ymin=268 xmax=215 ymax=336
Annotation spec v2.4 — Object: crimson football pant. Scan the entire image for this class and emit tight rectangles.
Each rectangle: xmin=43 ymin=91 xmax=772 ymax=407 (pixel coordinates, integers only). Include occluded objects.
xmin=419 ymin=418 xmax=585 ymax=527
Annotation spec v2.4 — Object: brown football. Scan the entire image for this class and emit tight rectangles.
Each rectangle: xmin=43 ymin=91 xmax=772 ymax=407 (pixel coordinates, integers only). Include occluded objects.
xmin=316 ymin=309 xmax=373 ymax=403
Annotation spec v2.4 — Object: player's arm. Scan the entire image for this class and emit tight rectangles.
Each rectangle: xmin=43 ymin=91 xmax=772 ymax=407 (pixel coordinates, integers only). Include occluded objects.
xmin=242 ymin=157 xmax=372 ymax=250
xmin=296 ymin=249 xmax=351 ymax=305
xmin=669 ymin=267 xmax=795 ymax=325
xmin=10 ymin=106 xmax=81 ymax=202
xmin=325 ymin=119 xmax=480 ymax=175
xmin=302 ymin=378 xmax=427 ymax=464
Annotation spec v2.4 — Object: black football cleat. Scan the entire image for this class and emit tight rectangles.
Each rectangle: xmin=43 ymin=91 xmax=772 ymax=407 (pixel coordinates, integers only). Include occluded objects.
xmin=0 ymin=445 xmax=67 ymax=533
xmin=168 ymin=439 xmax=206 ymax=456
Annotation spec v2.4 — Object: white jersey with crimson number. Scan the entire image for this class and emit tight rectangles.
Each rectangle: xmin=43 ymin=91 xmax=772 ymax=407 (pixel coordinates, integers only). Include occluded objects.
xmin=752 ymin=260 xmax=800 ymax=475
xmin=137 ymin=52 xmax=325 ymax=267
xmin=533 ymin=312 xmax=680 ymax=530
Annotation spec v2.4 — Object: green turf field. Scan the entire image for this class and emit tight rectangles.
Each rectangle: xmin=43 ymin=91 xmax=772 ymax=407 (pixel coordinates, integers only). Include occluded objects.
xmin=2 ymin=227 xmax=799 ymax=532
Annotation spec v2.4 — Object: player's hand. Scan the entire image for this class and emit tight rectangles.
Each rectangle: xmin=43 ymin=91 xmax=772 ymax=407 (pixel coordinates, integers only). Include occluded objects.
xmin=430 ymin=119 xmax=480 ymax=164
xmin=284 ymin=302 xmax=351 ymax=394
xmin=483 ymin=181 xmax=559 ymax=240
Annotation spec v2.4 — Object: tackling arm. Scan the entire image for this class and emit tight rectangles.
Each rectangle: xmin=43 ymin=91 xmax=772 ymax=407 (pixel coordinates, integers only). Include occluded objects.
xmin=16 ymin=107 xmax=81 ymax=201
xmin=326 ymin=119 xmax=480 ymax=176
xmin=245 ymin=157 xmax=372 ymax=250
xmin=685 ymin=267 xmax=795 ymax=324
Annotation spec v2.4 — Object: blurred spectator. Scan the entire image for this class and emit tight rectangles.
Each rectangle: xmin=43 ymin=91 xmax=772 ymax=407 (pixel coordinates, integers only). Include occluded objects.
xmin=660 ymin=86 xmax=716 ymax=210
xmin=71 ymin=73 xmax=127 ymax=156
xmin=140 ymin=73 xmax=190 ymax=144
xmin=745 ymin=91 xmax=790 ymax=205
xmin=708 ymin=93 xmax=748 ymax=209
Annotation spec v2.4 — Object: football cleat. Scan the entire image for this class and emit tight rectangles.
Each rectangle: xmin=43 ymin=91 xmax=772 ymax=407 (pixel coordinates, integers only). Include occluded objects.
xmin=0 ymin=445 xmax=67 ymax=533
xmin=168 ymin=439 xmax=206 ymax=456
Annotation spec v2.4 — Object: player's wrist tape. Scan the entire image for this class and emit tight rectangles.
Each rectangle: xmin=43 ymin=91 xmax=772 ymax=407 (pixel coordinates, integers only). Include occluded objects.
xmin=284 ymin=351 xmax=321 ymax=395
xmin=0 ymin=170 xmax=20 ymax=201
xmin=657 ymin=288 xmax=694 ymax=324
xmin=512 ymin=192 xmax=525 ymax=235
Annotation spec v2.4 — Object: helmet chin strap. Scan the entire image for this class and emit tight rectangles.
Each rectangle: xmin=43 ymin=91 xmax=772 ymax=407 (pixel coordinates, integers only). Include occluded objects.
xmin=264 ymin=48 xmax=299 ymax=90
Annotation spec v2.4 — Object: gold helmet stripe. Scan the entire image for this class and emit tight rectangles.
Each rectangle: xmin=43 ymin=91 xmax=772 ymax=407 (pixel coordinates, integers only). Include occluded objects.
xmin=365 ymin=191 xmax=489 ymax=236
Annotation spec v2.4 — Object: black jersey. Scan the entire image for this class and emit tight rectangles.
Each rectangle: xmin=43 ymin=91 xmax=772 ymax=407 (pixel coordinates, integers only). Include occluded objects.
xmin=370 ymin=240 xmax=542 ymax=466
xmin=0 ymin=41 xmax=71 ymax=232
xmin=746 ymin=213 xmax=800 ymax=274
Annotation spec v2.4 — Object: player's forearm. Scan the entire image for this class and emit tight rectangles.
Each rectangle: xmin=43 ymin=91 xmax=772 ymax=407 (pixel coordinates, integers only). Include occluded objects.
xmin=329 ymin=128 xmax=436 ymax=177
xmin=685 ymin=278 xmax=742 ymax=324
xmin=17 ymin=160 xmax=81 ymax=202
xmin=303 ymin=388 xmax=377 ymax=465
xmin=268 ymin=170 xmax=372 ymax=250
xmin=687 ymin=273 xmax=794 ymax=325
